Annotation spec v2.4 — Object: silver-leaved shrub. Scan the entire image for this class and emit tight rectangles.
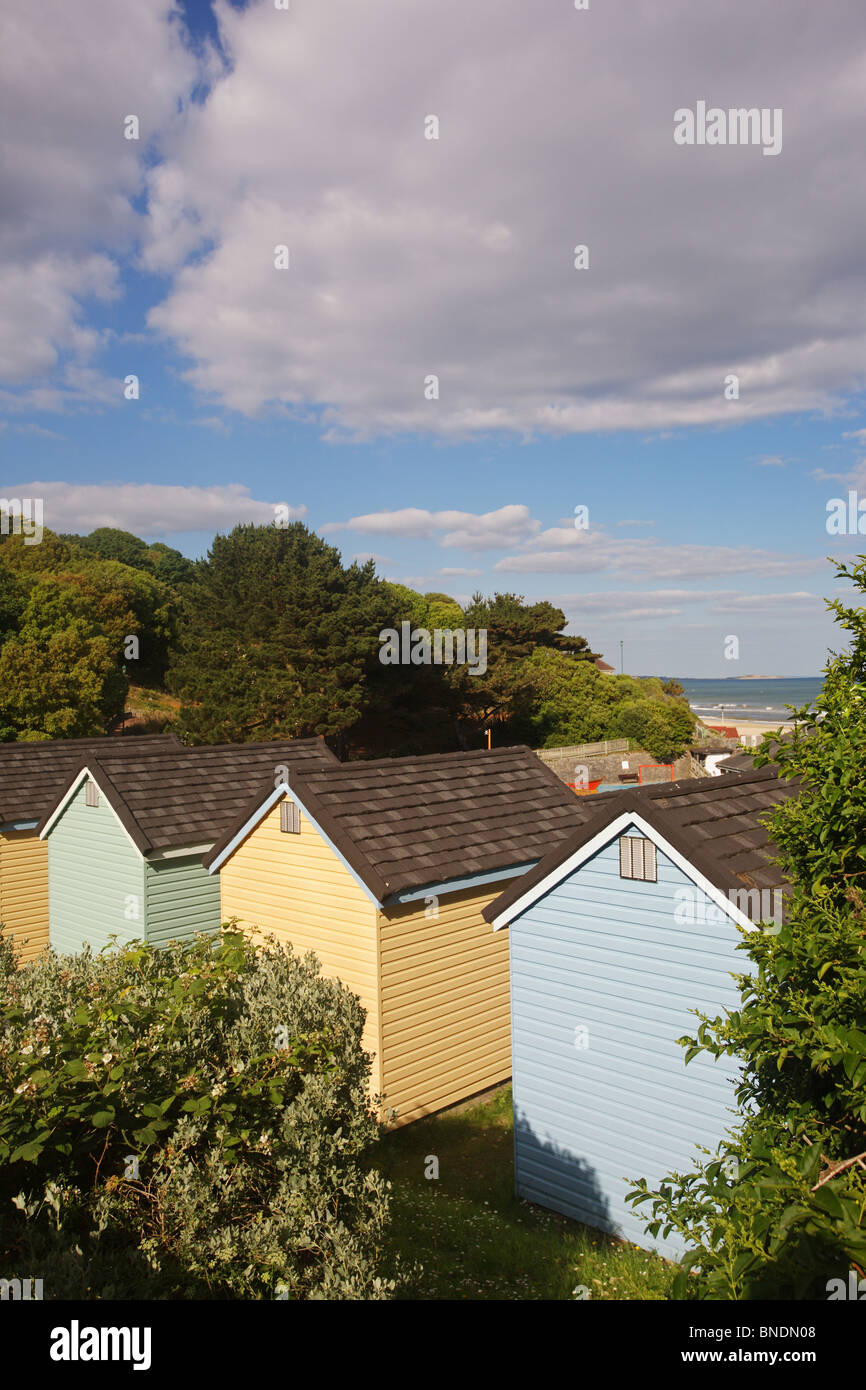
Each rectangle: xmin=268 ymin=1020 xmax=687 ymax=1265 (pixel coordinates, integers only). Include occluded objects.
xmin=0 ymin=927 xmax=396 ymax=1299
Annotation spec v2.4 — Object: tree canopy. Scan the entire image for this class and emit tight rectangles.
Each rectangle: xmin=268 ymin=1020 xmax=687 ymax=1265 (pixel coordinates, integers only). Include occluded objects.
xmin=0 ymin=518 xmax=692 ymax=755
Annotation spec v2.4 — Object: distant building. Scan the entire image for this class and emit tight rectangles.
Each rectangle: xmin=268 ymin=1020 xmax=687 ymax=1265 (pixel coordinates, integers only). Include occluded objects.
xmin=594 ymin=657 xmax=616 ymax=674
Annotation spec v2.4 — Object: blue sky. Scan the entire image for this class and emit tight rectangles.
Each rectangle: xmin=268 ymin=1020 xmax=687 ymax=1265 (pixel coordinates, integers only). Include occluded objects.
xmin=2 ymin=0 xmax=866 ymax=676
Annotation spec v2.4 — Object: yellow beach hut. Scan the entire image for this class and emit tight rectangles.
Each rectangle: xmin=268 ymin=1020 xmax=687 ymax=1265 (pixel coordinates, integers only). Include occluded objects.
xmin=204 ymin=746 xmax=592 ymax=1126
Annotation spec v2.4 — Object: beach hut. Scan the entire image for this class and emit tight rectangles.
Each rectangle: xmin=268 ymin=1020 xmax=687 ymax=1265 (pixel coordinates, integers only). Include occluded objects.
xmin=204 ymin=745 xmax=592 ymax=1126
xmin=483 ymin=767 xmax=798 ymax=1258
xmin=39 ymin=739 xmax=336 ymax=955
xmin=0 ymin=734 xmax=180 ymax=964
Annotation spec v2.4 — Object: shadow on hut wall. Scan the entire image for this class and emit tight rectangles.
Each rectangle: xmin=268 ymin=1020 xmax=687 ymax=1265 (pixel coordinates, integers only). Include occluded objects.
xmin=513 ymin=1110 xmax=617 ymax=1238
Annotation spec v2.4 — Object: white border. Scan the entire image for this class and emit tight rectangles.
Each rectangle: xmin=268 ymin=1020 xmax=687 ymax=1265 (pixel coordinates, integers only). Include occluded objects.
xmin=489 ymin=809 xmax=757 ymax=933
xmin=206 ymin=783 xmax=383 ymax=908
xmin=39 ymin=765 xmax=145 ymax=859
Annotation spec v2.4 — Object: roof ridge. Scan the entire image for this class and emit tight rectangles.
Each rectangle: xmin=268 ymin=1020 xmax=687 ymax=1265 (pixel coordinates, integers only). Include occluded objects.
xmin=300 ymin=745 xmax=533 ymax=774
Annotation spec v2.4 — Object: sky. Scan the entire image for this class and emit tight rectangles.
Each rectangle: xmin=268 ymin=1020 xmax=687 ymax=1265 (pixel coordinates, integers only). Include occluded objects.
xmin=2 ymin=0 xmax=866 ymax=677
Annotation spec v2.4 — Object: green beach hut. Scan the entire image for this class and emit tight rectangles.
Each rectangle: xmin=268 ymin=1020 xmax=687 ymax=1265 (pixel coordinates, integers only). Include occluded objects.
xmin=39 ymin=739 xmax=337 ymax=955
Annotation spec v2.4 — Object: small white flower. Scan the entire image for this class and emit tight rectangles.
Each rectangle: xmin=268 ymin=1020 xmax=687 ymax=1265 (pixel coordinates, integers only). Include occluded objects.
xmin=102 ymin=1052 xmax=113 ymax=1064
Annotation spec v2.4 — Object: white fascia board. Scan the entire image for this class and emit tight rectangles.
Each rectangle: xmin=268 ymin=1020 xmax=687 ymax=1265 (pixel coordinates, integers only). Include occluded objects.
xmin=146 ymin=843 xmax=215 ymax=862
xmin=206 ymin=783 xmax=383 ymax=909
xmin=490 ymin=809 xmax=756 ymax=933
xmin=39 ymin=765 xmax=145 ymax=861
xmin=39 ymin=765 xmax=91 ymax=838
xmin=389 ymin=860 xmax=538 ymax=904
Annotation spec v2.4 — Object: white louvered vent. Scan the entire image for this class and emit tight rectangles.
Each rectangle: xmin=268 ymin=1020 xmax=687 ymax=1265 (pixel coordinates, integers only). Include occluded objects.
xmin=280 ymin=799 xmax=300 ymax=834
xmin=619 ymin=834 xmax=657 ymax=882
xmin=85 ymin=780 xmax=99 ymax=808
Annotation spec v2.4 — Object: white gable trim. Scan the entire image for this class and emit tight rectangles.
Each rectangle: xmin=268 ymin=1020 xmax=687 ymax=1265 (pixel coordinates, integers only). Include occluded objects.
xmin=490 ymin=809 xmax=757 ymax=933
xmin=39 ymin=766 xmax=145 ymax=860
xmin=206 ymin=783 xmax=383 ymax=908
xmin=146 ymin=843 xmax=214 ymax=863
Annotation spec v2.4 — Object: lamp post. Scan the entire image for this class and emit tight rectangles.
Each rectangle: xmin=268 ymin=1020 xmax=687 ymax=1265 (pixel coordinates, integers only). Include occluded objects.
xmin=620 ymin=641 xmax=624 ymax=675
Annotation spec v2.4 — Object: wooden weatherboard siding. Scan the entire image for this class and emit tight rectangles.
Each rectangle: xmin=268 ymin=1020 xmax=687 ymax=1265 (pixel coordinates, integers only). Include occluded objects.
xmin=48 ymin=780 xmax=146 ymax=954
xmin=218 ymin=800 xmax=382 ymax=1093
xmin=0 ymin=830 xmax=49 ymax=963
xmin=378 ymin=883 xmax=512 ymax=1125
xmin=144 ymin=855 xmax=221 ymax=947
xmin=508 ymin=827 xmax=746 ymax=1259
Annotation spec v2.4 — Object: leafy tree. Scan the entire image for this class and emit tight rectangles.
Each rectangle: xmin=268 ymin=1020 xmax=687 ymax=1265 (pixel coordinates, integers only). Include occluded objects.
xmin=463 ymin=592 xmax=596 ymax=661
xmin=610 ymin=700 xmax=679 ymax=761
xmin=382 ymin=582 xmax=431 ymax=629
xmin=168 ymin=523 xmax=402 ymax=746
xmin=0 ymin=620 xmax=126 ymax=740
xmin=524 ymin=648 xmax=621 ymax=746
xmin=20 ymin=563 xmax=176 ymax=687
xmin=456 ymin=592 xmax=598 ymax=740
xmin=661 ymin=677 xmax=685 ymax=698
xmin=0 ymin=560 xmax=26 ymax=644
xmin=64 ymin=530 xmax=195 ymax=591
xmin=0 ymin=527 xmax=72 ymax=575
xmin=67 ymin=526 xmax=151 ymax=570
xmin=423 ymin=591 xmax=465 ymax=629
xmin=146 ymin=541 xmax=195 ymax=590
xmin=628 ymin=556 xmax=866 ymax=1299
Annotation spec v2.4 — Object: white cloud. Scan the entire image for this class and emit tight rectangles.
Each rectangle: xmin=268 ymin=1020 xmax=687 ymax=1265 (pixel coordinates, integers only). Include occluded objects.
xmin=12 ymin=423 xmax=65 ymax=440
xmin=133 ymin=0 xmax=866 ymax=436
xmin=709 ymin=591 xmax=825 ymax=614
xmin=496 ymin=531 xmax=820 ymax=581
xmin=190 ymin=416 xmax=231 ymax=434
xmin=352 ymin=551 xmax=391 ymax=565
xmin=0 ymin=2 xmax=198 ymax=409
xmin=323 ymin=504 xmax=539 ymax=550
xmin=3 ymin=481 xmax=306 ymax=536
xmin=813 ymin=458 xmax=866 ymax=486
xmin=323 ymin=501 xmax=823 ymax=581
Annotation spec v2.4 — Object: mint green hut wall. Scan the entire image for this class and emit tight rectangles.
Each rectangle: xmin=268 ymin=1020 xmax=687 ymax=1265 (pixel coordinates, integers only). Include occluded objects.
xmin=48 ymin=779 xmax=146 ymax=954
xmin=144 ymin=854 xmax=221 ymax=948
xmin=47 ymin=781 xmax=220 ymax=954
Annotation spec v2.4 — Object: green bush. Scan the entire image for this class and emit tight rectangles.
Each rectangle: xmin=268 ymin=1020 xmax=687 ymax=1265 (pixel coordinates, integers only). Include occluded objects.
xmin=0 ymin=929 xmax=394 ymax=1299
xmin=609 ymin=698 xmax=692 ymax=762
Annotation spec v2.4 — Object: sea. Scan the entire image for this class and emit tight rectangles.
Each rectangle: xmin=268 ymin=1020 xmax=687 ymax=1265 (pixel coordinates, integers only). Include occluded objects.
xmin=673 ymin=676 xmax=824 ymax=725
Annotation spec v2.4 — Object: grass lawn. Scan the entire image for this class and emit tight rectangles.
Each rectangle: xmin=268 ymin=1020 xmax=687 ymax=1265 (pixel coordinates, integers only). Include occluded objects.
xmin=374 ymin=1085 xmax=675 ymax=1300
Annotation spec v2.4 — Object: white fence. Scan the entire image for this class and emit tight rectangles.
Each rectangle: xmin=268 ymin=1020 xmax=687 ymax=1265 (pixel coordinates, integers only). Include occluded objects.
xmin=536 ymin=738 xmax=630 ymax=761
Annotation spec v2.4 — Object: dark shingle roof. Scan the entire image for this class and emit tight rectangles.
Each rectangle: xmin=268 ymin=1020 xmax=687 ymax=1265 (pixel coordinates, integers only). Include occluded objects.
xmin=41 ymin=738 xmax=338 ymax=853
xmin=483 ymin=765 xmax=800 ymax=922
xmin=0 ymin=734 xmax=181 ymax=823
xmin=204 ymin=744 xmax=598 ymax=898
xmin=718 ymin=750 xmax=767 ymax=773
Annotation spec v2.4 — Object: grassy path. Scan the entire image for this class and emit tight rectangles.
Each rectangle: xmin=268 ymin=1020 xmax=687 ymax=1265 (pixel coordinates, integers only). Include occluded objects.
xmin=374 ymin=1086 xmax=674 ymax=1300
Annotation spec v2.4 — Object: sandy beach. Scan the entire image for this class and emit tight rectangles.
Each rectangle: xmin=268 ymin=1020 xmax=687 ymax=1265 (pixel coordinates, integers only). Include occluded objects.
xmin=700 ymin=716 xmax=796 ymax=744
